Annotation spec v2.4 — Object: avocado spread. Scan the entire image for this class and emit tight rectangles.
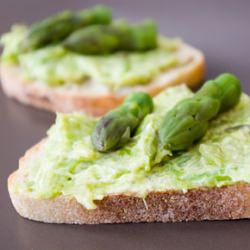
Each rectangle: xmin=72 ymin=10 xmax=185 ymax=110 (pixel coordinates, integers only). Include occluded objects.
xmin=1 ymin=25 xmax=180 ymax=90
xmin=17 ymin=85 xmax=250 ymax=209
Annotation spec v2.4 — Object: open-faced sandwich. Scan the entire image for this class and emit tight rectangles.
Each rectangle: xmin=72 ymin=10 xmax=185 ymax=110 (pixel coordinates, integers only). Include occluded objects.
xmin=8 ymin=73 xmax=250 ymax=224
xmin=0 ymin=5 xmax=204 ymax=116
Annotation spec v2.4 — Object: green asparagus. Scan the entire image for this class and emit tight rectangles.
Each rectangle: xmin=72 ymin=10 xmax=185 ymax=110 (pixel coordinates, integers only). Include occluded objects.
xmin=21 ymin=5 xmax=112 ymax=51
xmin=91 ymin=92 xmax=154 ymax=152
xmin=63 ymin=20 xmax=157 ymax=55
xmin=159 ymin=73 xmax=242 ymax=151
xmin=215 ymin=73 xmax=241 ymax=112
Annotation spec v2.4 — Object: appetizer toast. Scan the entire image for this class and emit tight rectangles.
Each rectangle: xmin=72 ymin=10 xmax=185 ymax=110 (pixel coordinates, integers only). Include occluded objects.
xmin=8 ymin=75 xmax=250 ymax=224
xmin=9 ymin=159 xmax=250 ymax=223
xmin=0 ymin=5 xmax=204 ymax=116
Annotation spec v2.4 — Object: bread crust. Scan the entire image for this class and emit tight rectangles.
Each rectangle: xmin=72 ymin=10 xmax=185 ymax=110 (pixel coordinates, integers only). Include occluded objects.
xmin=8 ymin=140 xmax=250 ymax=224
xmin=1 ymin=43 xmax=205 ymax=116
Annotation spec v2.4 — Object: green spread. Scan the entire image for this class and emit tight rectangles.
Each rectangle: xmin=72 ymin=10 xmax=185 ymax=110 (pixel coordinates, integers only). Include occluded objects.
xmin=17 ymin=86 xmax=250 ymax=209
xmin=1 ymin=25 xmax=180 ymax=90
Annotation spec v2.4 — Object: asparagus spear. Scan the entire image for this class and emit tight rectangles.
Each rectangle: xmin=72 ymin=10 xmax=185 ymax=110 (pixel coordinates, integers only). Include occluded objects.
xmin=159 ymin=73 xmax=242 ymax=151
xmin=21 ymin=5 xmax=112 ymax=51
xmin=214 ymin=73 xmax=241 ymax=112
xmin=91 ymin=92 xmax=154 ymax=152
xmin=63 ymin=20 xmax=157 ymax=55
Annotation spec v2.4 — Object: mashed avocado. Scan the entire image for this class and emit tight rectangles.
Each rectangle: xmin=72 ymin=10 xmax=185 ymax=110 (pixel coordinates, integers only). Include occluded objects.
xmin=1 ymin=25 xmax=180 ymax=90
xmin=18 ymin=86 xmax=250 ymax=209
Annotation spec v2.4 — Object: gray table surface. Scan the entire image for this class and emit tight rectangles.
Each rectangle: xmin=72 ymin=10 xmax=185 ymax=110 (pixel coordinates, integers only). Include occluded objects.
xmin=0 ymin=0 xmax=250 ymax=249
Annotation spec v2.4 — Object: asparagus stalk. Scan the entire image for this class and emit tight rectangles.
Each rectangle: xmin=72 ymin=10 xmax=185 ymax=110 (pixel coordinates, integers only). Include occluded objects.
xmin=91 ymin=92 xmax=154 ymax=152
xmin=159 ymin=73 xmax=242 ymax=151
xmin=63 ymin=20 xmax=157 ymax=55
xmin=21 ymin=5 xmax=112 ymax=51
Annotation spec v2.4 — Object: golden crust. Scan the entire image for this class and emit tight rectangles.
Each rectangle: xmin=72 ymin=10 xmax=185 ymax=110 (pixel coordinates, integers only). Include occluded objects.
xmin=0 ymin=43 xmax=205 ymax=116
xmin=8 ymin=140 xmax=250 ymax=224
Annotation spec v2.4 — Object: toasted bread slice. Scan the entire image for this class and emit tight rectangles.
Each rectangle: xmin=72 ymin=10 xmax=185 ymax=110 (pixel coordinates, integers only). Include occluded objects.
xmin=8 ymin=140 xmax=250 ymax=224
xmin=1 ymin=42 xmax=204 ymax=116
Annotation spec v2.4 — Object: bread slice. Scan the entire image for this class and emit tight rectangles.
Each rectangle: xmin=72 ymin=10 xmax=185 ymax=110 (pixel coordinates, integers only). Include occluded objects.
xmin=1 ymin=42 xmax=205 ymax=116
xmin=8 ymin=140 xmax=250 ymax=224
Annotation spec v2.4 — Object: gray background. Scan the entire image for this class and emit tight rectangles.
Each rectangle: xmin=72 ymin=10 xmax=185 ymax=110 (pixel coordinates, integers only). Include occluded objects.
xmin=0 ymin=0 xmax=249 ymax=249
